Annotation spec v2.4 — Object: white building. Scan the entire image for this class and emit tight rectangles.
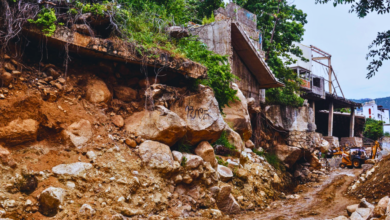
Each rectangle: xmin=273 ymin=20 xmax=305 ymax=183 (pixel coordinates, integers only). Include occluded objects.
xmin=362 ymin=100 xmax=390 ymax=134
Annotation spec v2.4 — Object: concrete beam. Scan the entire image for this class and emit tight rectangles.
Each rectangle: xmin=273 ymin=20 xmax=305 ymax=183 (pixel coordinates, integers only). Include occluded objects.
xmin=328 ymin=101 xmax=334 ymax=136
xmin=350 ymin=107 xmax=355 ymax=137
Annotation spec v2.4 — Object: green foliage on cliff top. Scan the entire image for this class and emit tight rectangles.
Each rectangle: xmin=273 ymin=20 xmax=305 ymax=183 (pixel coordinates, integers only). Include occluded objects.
xmin=28 ymin=8 xmax=58 ymax=37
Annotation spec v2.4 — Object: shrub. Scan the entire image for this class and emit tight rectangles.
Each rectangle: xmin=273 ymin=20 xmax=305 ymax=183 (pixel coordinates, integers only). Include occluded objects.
xmin=364 ymin=118 xmax=384 ymax=140
xmin=213 ymin=131 xmax=236 ymax=151
xmin=28 ymin=8 xmax=58 ymax=37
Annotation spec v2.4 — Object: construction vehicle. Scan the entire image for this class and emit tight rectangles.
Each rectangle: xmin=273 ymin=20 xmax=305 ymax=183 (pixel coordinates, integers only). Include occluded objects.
xmin=336 ymin=140 xmax=382 ymax=168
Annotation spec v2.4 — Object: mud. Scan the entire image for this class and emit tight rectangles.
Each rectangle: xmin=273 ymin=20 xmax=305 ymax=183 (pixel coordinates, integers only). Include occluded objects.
xmin=233 ymin=168 xmax=362 ymax=220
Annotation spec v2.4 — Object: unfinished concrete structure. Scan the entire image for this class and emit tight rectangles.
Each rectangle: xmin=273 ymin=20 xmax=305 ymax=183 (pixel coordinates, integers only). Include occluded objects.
xmin=289 ymin=43 xmax=364 ymax=147
xmin=189 ymin=3 xmax=283 ymax=105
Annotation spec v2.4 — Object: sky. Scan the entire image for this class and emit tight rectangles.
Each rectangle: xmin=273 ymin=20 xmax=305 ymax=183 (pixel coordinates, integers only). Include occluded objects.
xmin=223 ymin=0 xmax=390 ymax=99
xmin=293 ymin=0 xmax=390 ymax=100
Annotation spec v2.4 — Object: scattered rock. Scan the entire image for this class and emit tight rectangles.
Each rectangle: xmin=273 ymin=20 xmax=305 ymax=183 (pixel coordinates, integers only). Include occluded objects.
xmin=114 ymin=86 xmax=138 ymax=102
xmin=172 ymin=151 xmax=183 ymax=163
xmin=125 ymin=138 xmax=137 ymax=148
xmin=52 ymin=162 xmax=93 ymax=176
xmin=347 ymin=204 xmax=359 ymax=216
xmin=62 ymin=119 xmax=92 ymax=148
xmin=120 ymin=207 xmax=145 ymax=217
xmin=86 ymin=151 xmax=96 ymax=161
xmin=39 ymin=187 xmax=65 ymax=216
xmin=217 ymin=165 xmax=233 ymax=182
xmin=0 ymin=119 xmax=39 ymax=146
xmin=17 ymin=175 xmax=38 ymax=194
xmin=1 ymin=72 xmax=12 ymax=87
xmin=350 ymin=208 xmax=372 ymax=220
xmin=245 ymin=140 xmax=255 ymax=149
xmin=138 ymin=140 xmax=174 ymax=173
xmin=112 ymin=115 xmax=124 ymax=128
xmin=78 ymin=204 xmax=96 ymax=218
xmin=195 ymin=141 xmax=218 ymax=168
xmin=170 ymin=86 xmax=226 ymax=145
xmin=216 ymin=184 xmax=240 ymax=214
xmin=46 ymin=67 xmax=61 ymax=79
xmin=183 ymin=153 xmax=203 ymax=169
xmin=125 ymin=106 xmax=186 ymax=146
xmin=373 ymin=196 xmax=389 ymax=217
xmin=85 ymin=78 xmax=111 ymax=103
xmin=236 ymin=168 xmax=248 ymax=181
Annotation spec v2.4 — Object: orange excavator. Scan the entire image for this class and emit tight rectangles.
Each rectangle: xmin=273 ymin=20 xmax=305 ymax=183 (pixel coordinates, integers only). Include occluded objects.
xmin=335 ymin=140 xmax=382 ymax=169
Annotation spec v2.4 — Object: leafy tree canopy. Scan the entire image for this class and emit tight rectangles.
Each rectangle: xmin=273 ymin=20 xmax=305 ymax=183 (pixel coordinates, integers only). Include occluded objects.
xmin=364 ymin=118 xmax=384 ymax=140
xmin=235 ymin=0 xmax=307 ymax=107
xmin=315 ymin=0 xmax=390 ymax=79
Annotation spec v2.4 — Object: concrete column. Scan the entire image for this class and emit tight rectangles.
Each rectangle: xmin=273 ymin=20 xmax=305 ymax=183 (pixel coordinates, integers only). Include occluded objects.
xmin=311 ymin=101 xmax=315 ymax=119
xmin=350 ymin=107 xmax=355 ymax=137
xmin=328 ymin=101 xmax=334 ymax=136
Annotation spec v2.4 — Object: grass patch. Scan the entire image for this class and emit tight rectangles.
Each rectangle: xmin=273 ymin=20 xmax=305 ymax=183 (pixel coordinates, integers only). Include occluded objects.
xmin=213 ymin=131 xmax=236 ymax=151
xmin=216 ymin=156 xmax=228 ymax=166
xmin=254 ymin=149 xmax=284 ymax=171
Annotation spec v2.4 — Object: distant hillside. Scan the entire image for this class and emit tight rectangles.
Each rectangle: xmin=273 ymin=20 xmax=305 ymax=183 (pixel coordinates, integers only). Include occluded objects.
xmin=351 ymin=96 xmax=390 ymax=110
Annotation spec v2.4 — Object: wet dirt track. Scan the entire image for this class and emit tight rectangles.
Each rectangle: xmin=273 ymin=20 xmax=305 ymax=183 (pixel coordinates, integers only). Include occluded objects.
xmin=232 ymin=168 xmax=362 ymax=220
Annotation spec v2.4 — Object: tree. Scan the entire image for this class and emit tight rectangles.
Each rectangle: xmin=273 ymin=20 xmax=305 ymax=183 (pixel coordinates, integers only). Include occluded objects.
xmin=363 ymin=118 xmax=384 ymax=140
xmin=315 ymin=0 xmax=390 ymax=79
xmin=235 ymin=0 xmax=307 ymax=107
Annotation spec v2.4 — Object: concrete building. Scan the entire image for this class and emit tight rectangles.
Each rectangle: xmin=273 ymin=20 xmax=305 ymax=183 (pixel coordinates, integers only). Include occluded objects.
xmin=362 ymin=100 xmax=390 ymax=134
xmin=189 ymin=3 xmax=284 ymax=105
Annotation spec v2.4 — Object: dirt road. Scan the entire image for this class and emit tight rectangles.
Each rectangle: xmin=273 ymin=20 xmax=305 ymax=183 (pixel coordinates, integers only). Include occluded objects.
xmin=232 ymin=168 xmax=362 ymax=220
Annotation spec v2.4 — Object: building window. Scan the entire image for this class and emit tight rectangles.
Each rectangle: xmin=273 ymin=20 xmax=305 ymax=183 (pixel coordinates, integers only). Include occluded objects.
xmin=313 ymin=78 xmax=321 ymax=88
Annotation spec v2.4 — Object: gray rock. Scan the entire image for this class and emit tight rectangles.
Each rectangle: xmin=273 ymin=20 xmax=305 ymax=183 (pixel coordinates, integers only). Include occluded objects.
xmin=62 ymin=119 xmax=92 ymax=148
xmin=172 ymin=151 xmax=183 ymax=163
xmin=78 ymin=204 xmax=95 ymax=218
xmin=183 ymin=153 xmax=203 ymax=169
xmin=350 ymin=208 xmax=372 ymax=220
xmin=138 ymin=140 xmax=174 ymax=173
xmin=347 ymin=204 xmax=359 ymax=216
xmin=217 ymin=165 xmax=233 ymax=182
xmin=52 ymin=162 xmax=92 ymax=176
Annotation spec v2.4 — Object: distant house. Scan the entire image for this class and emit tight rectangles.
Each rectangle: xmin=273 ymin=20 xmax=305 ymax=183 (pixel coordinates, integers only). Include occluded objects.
xmin=362 ymin=100 xmax=390 ymax=134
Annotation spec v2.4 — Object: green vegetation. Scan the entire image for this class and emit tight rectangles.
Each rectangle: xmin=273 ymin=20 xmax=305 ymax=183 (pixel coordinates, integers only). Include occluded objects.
xmin=73 ymin=1 xmax=109 ymax=16
xmin=213 ymin=131 xmax=236 ymax=151
xmin=364 ymin=118 xmax=384 ymax=140
xmin=216 ymin=156 xmax=229 ymax=166
xmin=253 ymin=148 xmax=284 ymax=170
xmin=28 ymin=8 xmax=58 ymax=37
xmin=385 ymin=132 xmax=390 ymax=137
xmin=202 ymin=12 xmax=215 ymax=25
xmin=236 ymin=0 xmax=307 ymax=107
xmin=175 ymin=140 xmax=192 ymax=153
xmin=181 ymin=156 xmax=187 ymax=167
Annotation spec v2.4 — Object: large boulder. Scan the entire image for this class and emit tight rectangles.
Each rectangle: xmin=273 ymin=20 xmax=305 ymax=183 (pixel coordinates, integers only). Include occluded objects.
xmin=52 ymin=162 xmax=93 ymax=176
xmin=274 ymin=145 xmax=301 ymax=169
xmin=62 ymin=119 xmax=92 ymax=148
xmin=216 ymin=184 xmax=240 ymax=214
xmin=138 ymin=140 xmax=174 ymax=173
xmin=222 ymin=83 xmax=252 ymax=141
xmin=85 ymin=78 xmax=111 ymax=103
xmin=265 ymin=104 xmax=315 ymax=132
xmin=0 ymin=119 xmax=39 ymax=146
xmin=319 ymin=139 xmax=330 ymax=152
xmin=194 ymin=141 xmax=218 ymax=168
xmin=170 ymin=86 xmax=226 ymax=146
xmin=114 ymin=86 xmax=138 ymax=102
xmin=225 ymin=126 xmax=245 ymax=152
xmin=39 ymin=187 xmax=65 ymax=216
xmin=125 ymin=106 xmax=186 ymax=146
xmin=350 ymin=208 xmax=372 ymax=220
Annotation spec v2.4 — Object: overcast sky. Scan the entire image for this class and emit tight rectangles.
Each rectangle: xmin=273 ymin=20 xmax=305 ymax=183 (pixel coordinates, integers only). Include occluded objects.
xmin=224 ymin=0 xmax=390 ymax=99
xmin=293 ymin=0 xmax=390 ymax=100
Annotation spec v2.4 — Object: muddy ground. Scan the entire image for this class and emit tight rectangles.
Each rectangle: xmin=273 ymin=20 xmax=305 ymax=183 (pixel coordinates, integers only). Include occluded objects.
xmin=232 ymin=168 xmax=362 ymax=220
